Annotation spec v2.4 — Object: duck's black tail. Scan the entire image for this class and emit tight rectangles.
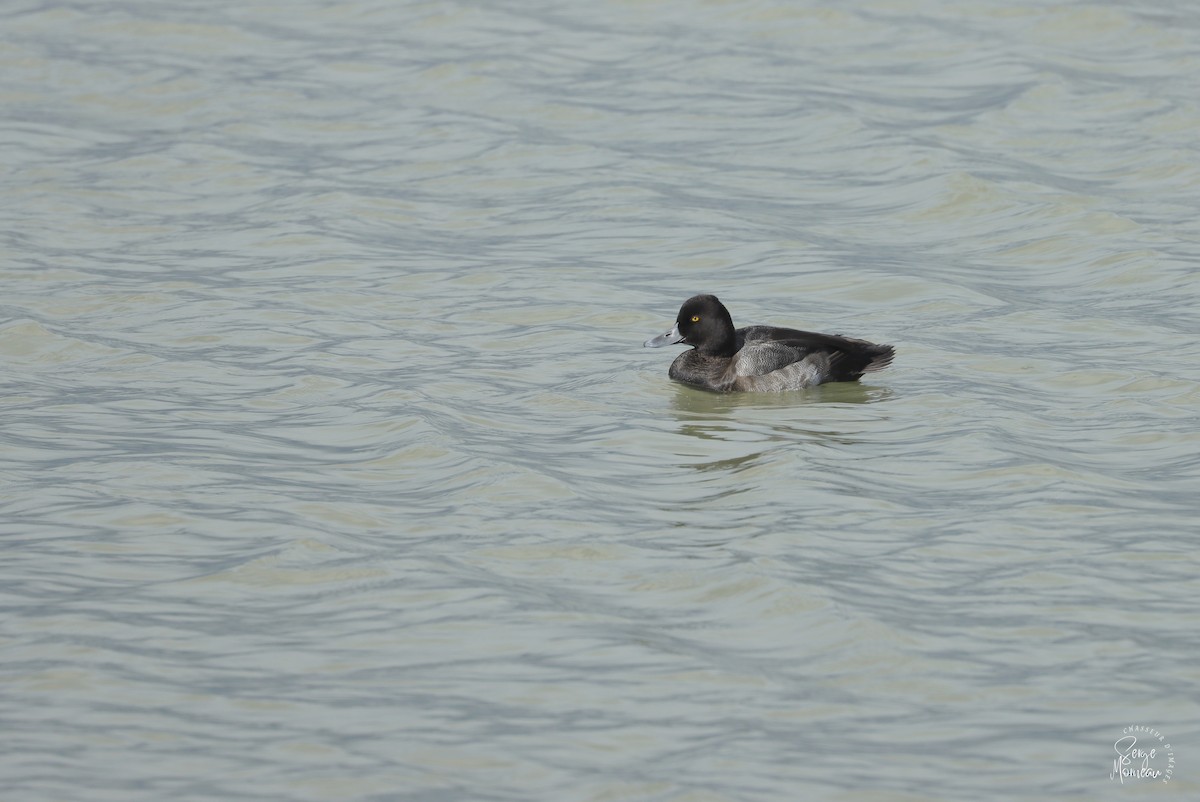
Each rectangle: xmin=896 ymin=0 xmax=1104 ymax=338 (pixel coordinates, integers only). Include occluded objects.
xmin=862 ymin=343 xmax=894 ymax=373
xmin=825 ymin=341 xmax=893 ymax=382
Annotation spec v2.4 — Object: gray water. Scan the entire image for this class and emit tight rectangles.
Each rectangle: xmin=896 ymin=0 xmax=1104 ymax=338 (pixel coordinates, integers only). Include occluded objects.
xmin=2 ymin=1 xmax=1198 ymax=800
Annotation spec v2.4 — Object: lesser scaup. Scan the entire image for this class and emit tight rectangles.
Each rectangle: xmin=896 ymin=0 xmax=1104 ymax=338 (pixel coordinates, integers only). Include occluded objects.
xmin=644 ymin=294 xmax=894 ymax=392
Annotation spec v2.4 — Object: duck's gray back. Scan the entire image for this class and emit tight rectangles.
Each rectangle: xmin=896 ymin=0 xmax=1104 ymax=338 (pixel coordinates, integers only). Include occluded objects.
xmin=731 ymin=347 xmax=832 ymax=391
xmin=732 ymin=340 xmax=811 ymax=377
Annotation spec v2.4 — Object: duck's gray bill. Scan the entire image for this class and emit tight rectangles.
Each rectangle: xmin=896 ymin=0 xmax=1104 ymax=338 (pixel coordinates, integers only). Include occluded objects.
xmin=644 ymin=323 xmax=685 ymax=348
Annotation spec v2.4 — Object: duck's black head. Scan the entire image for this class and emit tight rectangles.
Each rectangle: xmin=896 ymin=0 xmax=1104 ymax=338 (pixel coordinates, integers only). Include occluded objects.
xmin=644 ymin=294 xmax=737 ymax=356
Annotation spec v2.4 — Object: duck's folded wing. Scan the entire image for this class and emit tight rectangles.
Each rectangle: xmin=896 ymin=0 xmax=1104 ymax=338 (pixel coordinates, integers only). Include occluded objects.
xmin=737 ymin=325 xmax=874 ymax=351
xmin=737 ymin=326 xmax=893 ymax=377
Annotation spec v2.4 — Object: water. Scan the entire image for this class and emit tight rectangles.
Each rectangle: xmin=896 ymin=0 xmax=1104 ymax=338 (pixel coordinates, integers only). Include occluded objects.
xmin=2 ymin=1 xmax=1198 ymax=800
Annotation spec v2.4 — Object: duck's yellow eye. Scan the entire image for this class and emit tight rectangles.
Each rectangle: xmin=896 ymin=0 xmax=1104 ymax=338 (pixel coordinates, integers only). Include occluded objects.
xmin=691 ymin=315 xmax=700 ymax=322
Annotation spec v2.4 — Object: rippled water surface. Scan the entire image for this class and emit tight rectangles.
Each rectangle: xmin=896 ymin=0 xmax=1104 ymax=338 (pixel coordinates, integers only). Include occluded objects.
xmin=3 ymin=1 xmax=1198 ymax=800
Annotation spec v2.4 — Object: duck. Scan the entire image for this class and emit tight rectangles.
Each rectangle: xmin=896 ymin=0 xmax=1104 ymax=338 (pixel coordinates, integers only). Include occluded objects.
xmin=644 ymin=294 xmax=893 ymax=392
